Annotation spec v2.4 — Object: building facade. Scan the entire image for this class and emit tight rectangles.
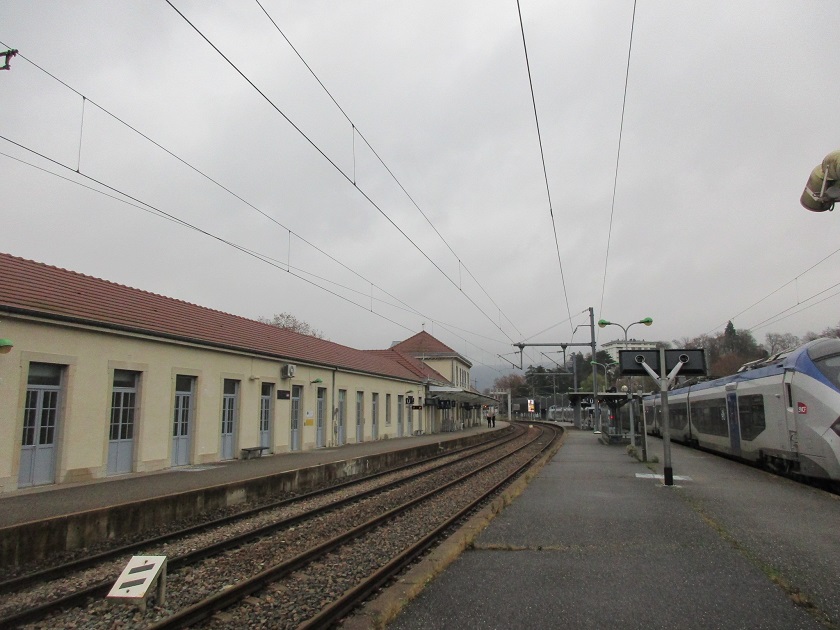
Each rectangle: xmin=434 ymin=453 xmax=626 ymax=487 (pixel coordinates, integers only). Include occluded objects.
xmin=0 ymin=254 xmax=487 ymax=493
xmin=601 ymin=339 xmax=659 ymax=364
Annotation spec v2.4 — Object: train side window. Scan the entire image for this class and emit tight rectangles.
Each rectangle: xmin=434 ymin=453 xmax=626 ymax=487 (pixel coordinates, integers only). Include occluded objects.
xmin=738 ymin=394 xmax=766 ymax=441
xmin=785 ymin=383 xmax=793 ymax=409
xmin=690 ymin=398 xmax=728 ymax=437
xmin=670 ymin=402 xmax=688 ymax=431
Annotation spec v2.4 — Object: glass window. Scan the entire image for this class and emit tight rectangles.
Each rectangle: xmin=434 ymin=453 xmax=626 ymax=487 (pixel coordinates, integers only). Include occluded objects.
xmin=670 ymin=402 xmax=688 ymax=431
xmin=738 ymin=394 xmax=766 ymax=441
xmin=691 ymin=398 xmax=729 ymax=437
xmin=113 ymin=369 xmax=137 ymax=389
xmin=386 ymin=394 xmax=392 ymax=425
xmin=814 ymin=354 xmax=840 ymax=388
xmin=175 ymin=375 xmax=194 ymax=393
xmin=110 ymin=371 xmax=139 ymax=441
xmin=27 ymin=362 xmax=61 ymax=386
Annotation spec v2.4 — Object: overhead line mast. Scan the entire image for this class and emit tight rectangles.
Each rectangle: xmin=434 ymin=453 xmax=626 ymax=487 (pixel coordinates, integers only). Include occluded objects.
xmin=514 ymin=307 xmax=599 ymax=422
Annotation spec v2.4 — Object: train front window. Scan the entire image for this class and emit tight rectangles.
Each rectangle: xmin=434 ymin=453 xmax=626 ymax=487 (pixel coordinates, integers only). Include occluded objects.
xmin=814 ymin=355 xmax=840 ymax=389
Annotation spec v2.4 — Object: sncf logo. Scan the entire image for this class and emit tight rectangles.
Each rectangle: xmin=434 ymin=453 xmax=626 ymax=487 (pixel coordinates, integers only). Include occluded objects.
xmin=797 ymin=402 xmax=808 ymax=415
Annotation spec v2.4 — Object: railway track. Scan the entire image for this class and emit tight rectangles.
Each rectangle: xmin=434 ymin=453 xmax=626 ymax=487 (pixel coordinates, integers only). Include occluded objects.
xmin=2 ymin=424 xmax=556 ymax=628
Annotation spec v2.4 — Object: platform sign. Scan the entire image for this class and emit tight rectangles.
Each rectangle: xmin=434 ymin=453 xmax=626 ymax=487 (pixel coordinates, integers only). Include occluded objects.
xmin=108 ymin=555 xmax=167 ymax=609
xmin=619 ymin=349 xmax=707 ymax=377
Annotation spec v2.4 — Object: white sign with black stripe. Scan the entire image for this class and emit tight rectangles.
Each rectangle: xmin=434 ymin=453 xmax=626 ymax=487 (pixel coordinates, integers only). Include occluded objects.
xmin=108 ymin=555 xmax=167 ymax=609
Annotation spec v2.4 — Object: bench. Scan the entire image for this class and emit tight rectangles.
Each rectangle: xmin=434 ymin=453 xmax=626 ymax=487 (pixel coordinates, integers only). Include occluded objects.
xmin=241 ymin=446 xmax=269 ymax=460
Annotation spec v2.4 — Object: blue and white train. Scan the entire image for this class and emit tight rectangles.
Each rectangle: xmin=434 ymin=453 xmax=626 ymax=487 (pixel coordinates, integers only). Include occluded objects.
xmin=640 ymin=338 xmax=840 ymax=481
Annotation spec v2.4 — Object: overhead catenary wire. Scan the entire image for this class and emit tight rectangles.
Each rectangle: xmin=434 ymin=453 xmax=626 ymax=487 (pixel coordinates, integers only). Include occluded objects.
xmin=597 ymin=0 xmax=637 ymax=335
xmin=253 ymin=0 xmax=527 ymax=341
xmin=0 ymin=145 xmax=509 ymax=375
xmin=514 ymin=0 xmax=574 ymax=334
xmin=705 ymin=245 xmax=840 ymax=336
xmin=746 ymin=281 xmax=840 ymax=334
xmin=0 ymin=45 xmax=513 ymax=367
xmin=163 ymin=1 xmax=519 ymax=347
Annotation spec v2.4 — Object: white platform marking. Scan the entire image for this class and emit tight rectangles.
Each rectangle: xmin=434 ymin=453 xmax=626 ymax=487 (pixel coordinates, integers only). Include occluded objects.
xmin=636 ymin=473 xmax=692 ymax=481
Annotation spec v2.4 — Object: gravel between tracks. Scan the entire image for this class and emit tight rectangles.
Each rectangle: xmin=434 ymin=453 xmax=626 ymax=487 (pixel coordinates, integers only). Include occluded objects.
xmin=13 ymin=429 xmax=542 ymax=629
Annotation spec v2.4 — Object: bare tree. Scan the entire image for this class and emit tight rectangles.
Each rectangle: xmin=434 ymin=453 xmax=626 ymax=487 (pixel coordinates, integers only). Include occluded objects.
xmin=258 ymin=312 xmax=325 ymax=339
xmin=765 ymin=332 xmax=800 ymax=354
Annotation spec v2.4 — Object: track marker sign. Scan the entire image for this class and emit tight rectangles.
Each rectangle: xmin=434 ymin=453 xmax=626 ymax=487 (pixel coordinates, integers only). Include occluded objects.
xmin=108 ymin=555 xmax=167 ymax=611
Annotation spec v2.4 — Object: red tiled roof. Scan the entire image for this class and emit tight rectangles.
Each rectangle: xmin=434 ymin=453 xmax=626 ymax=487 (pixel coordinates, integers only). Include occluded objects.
xmin=0 ymin=253 xmax=423 ymax=382
xmin=391 ymin=330 xmax=455 ymax=354
xmin=390 ymin=330 xmax=471 ymax=366
xmin=366 ymin=349 xmax=450 ymax=385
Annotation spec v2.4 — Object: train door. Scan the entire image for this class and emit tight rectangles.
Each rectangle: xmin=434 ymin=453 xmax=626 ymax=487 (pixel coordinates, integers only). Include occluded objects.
xmin=783 ymin=370 xmax=799 ymax=454
xmin=725 ymin=388 xmax=741 ymax=456
xmin=19 ymin=362 xmax=63 ymax=487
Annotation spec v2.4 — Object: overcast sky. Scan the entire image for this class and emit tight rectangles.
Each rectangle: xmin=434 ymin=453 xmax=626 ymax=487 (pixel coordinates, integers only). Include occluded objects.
xmin=1 ymin=1 xmax=838 ymax=385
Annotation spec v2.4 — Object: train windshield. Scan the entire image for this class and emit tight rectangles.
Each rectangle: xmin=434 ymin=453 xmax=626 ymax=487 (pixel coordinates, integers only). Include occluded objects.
xmin=814 ymin=354 xmax=840 ymax=388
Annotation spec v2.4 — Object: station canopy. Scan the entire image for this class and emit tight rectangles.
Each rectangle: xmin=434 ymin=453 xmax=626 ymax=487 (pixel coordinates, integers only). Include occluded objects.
xmin=428 ymin=385 xmax=498 ymax=406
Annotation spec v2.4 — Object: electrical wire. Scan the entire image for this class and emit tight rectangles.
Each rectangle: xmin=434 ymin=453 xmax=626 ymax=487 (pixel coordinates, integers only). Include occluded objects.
xmin=0 ymin=145 xmax=510 ymax=373
xmin=597 ymin=0 xmax=637 ymax=333
xmin=705 ymin=245 xmax=840 ymax=335
xmin=1 ymin=45 xmax=513 ymax=365
xmin=254 ymin=0 xmax=527 ymax=341
xmin=514 ymin=0 xmax=574 ymax=333
xmin=164 ymin=1 xmax=519 ymax=346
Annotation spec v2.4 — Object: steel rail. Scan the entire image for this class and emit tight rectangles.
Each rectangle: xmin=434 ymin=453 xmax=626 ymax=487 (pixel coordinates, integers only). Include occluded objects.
xmin=0 ymin=427 xmax=522 ymax=628
xmin=303 ymin=423 xmax=561 ymax=628
xmin=146 ymin=425 xmax=552 ymax=630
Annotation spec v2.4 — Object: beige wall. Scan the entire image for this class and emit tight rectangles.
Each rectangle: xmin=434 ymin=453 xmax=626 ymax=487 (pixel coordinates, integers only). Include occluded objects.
xmin=424 ymin=357 xmax=471 ymax=388
xmin=0 ymin=315 xmax=421 ymax=493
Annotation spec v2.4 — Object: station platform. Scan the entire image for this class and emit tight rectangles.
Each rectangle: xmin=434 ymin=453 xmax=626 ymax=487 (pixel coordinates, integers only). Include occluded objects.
xmin=0 ymin=423 xmax=506 ymax=567
xmin=383 ymin=426 xmax=840 ymax=629
xmin=1 ymin=423 xmax=505 ymax=528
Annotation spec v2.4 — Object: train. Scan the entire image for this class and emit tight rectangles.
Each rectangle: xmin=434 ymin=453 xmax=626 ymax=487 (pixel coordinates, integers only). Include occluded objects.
xmin=637 ymin=338 xmax=840 ymax=482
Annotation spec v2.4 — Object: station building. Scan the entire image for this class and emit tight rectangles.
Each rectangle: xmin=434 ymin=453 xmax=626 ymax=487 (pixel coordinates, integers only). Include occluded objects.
xmin=0 ymin=253 xmax=489 ymax=493
xmin=601 ymin=338 xmax=659 ymax=364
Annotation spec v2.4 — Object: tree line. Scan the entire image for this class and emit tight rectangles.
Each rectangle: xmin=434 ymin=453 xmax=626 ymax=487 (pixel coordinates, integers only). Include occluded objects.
xmin=490 ymin=320 xmax=840 ymax=398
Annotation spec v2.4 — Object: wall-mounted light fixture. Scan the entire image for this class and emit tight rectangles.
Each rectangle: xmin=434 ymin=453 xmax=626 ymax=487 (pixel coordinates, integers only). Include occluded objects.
xmin=0 ymin=338 xmax=13 ymax=355
xmin=310 ymin=378 xmax=323 ymax=384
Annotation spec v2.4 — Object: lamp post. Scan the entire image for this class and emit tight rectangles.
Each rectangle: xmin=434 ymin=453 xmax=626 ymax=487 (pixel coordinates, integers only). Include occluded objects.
xmin=598 ymin=317 xmax=653 ymax=446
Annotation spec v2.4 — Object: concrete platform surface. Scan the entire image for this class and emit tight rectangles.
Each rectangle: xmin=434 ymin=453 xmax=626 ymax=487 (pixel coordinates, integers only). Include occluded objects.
xmin=387 ymin=429 xmax=839 ymax=630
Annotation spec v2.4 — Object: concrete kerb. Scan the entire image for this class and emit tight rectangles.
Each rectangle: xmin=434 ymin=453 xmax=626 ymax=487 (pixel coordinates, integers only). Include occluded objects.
xmin=0 ymin=429 xmax=509 ymax=569
xmin=343 ymin=425 xmax=567 ymax=630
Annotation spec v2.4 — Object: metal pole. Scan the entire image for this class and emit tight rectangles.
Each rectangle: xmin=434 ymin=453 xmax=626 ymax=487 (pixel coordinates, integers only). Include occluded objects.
xmin=659 ymin=347 xmax=674 ymax=486
xmin=625 ymin=329 xmax=636 ymax=447
xmin=589 ymin=307 xmax=598 ymax=432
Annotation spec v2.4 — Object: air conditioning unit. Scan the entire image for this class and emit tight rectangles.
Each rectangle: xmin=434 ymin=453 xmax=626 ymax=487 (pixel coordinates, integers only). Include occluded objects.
xmin=281 ymin=364 xmax=296 ymax=379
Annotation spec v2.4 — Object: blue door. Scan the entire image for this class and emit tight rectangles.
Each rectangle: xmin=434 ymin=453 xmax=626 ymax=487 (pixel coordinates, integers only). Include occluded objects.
xmin=726 ymin=391 xmax=741 ymax=456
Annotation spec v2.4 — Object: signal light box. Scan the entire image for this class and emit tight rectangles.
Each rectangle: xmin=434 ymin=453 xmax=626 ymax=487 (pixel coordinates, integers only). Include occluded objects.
xmin=618 ymin=349 xmax=707 ymax=377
